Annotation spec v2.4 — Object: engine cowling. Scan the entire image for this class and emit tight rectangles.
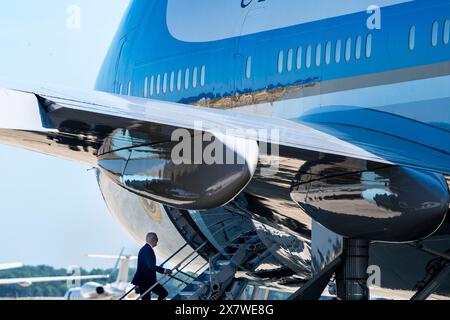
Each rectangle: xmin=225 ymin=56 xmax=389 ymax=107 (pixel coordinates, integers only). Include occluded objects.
xmin=291 ymin=159 xmax=449 ymax=242
xmin=80 ymin=282 xmax=106 ymax=299
xmin=98 ymin=128 xmax=258 ymax=210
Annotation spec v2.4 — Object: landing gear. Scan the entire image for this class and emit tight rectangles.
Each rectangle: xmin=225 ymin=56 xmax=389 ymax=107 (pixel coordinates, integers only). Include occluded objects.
xmin=410 ymin=242 xmax=450 ymax=300
xmin=289 ymin=238 xmax=370 ymax=300
xmin=335 ymin=239 xmax=370 ymax=300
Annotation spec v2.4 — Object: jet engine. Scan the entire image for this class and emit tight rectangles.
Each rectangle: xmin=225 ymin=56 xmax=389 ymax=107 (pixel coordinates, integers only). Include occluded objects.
xmin=79 ymin=282 xmax=107 ymax=299
xmin=291 ymin=159 xmax=449 ymax=242
xmin=98 ymin=128 xmax=258 ymax=210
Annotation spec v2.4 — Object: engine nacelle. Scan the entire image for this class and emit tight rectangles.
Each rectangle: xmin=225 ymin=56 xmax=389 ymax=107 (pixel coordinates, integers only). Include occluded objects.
xmin=80 ymin=282 xmax=106 ymax=299
xmin=98 ymin=128 xmax=258 ymax=210
xmin=291 ymin=160 xmax=449 ymax=242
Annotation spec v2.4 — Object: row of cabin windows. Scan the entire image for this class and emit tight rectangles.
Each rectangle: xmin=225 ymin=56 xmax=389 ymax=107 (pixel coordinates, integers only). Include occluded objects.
xmin=118 ymin=65 xmax=206 ymax=97
xmin=146 ymin=66 xmax=206 ymax=97
xmin=277 ymin=34 xmax=373 ymax=74
xmin=118 ymin=20 xmax=450 ymax=93
xmin=409 ymin=19 xmax=450 ymax=51
xmin=118 ymin=82 xmax=132 ymax=96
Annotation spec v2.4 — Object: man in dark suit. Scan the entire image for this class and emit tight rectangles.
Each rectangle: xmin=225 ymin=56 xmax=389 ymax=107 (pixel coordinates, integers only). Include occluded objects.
xmin=132 ymin=232 xmax=172 ymax=300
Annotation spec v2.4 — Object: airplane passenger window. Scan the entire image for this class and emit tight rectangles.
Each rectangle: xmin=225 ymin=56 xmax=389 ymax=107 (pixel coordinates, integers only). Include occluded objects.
xmin=170 ymin=71 xmax=175 ymax=92
xmin=185 ymin=68 xmax=190 ymax=90
xmin=150 ymin=75 xmax=154 ymax=96
xmin=355 ymin=36 xmax=362 ymax=60
xmin=345 ymin=37 xmax=352 ymax=62
xmin=335 ymin=39 xmax=342 ymax=63
xmin=193 ymin=67 xmax=198 ymax=89
xmin=432 ymin=21 xmax=439 ymax=47
xmin=163 ymin=73 xmax=168 ymax=94
xmin=315 ymin=43 xmax=322 ymax=67
xmin=325 ymin=41 xmax=331 ymax=65
xmin=287 ymin=49 xmax=293 ymax=71
xmin=278 ymin=50 xmax=284 ymax=73
xmin=366 ymin=34 xmax=373 ymax=58
xmin=127 ymin=81 xmax=132 ymax=96
xmin=444 ymin=19 xmax=450 ymax=45
xmin=409 ymin=26 xmax=416 ymax=51
xmin=296 ymin=47 xmax=302 ymax=69
xmin=177 ymin=70 xmax=182 ymax=91
xmin=156 ymin=74 xmax=161 ymax=95
xmin=200 ymin=65 xmax=206 ymax=87
xmin=144 ymin=77 xmax=148 ymax=98
xmin=306 ymin=45 xmax=312 ymax=68
xmin=246 ymin=57 xmax=252 ymax=79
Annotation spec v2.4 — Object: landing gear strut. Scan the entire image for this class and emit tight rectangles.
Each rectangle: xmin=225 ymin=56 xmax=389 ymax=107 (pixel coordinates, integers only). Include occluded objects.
xmin=410 ymin=242 xmax=450 ymax=300
xmin=289 ymin=238 xmax=370 ymax=300
xmin=335 ymin=239 xmax=370 ymax=300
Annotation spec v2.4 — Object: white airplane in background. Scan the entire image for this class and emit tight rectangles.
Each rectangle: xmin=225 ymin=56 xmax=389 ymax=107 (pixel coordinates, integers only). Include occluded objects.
xmin=0 ymin=262 xmax=109 ymax=288
xmin=64 ymin=253 xmax=138 ymax=300
xmin=0 ymin=262 xmax=23 ymax=271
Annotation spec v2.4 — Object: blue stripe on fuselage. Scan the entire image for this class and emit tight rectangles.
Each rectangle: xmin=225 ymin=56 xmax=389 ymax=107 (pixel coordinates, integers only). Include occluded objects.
xmin=96 ymin=0 xmax=450 ymax=112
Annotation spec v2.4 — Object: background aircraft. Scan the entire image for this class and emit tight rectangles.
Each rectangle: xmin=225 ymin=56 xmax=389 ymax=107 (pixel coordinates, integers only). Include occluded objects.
xmin=0 ymin=263 xmax=23 ymax=271
xmin=0 ymin=262 xmax=108 ymax=288
xmin=64 ymin=252 xmax=138 ymax=300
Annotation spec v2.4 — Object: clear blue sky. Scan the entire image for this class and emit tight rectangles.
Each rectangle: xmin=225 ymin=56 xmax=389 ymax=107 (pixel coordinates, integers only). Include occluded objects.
xmin=0 ymin=0 xmax=142 ymax=270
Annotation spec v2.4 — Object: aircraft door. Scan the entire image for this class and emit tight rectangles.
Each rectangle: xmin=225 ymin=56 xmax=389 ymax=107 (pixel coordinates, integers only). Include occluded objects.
xmin=234 ymin=4 xmax=266 ymax=95
xmin=114 ymin=33 xmax=136 ymax=95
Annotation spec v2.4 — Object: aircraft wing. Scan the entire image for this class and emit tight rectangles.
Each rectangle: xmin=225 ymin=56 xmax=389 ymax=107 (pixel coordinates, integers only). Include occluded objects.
xmin=0 ymin=82 xmax=449 ymax=209
xmin=0 ymin=82 xmax=388 ymax=162
xmin=0 ymin=263 xmax=23 ymax=271
xmin=0 ymin=275 xmax=109 ymax=287
xmin=88 ymin=255 xmax=138 ymax=261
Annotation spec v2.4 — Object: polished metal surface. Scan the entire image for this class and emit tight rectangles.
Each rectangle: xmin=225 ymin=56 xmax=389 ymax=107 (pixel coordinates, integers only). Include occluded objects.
xmin=291 ymin=158 xmax=450 ymax=242
xmin=0 ymin=86 xmax=397 ymax=167
xmin=0 ymin=87 xmax=448 ymax=243
xmin=96 ymin=170 xmax=207 ymax=272
xmin=97 ymin=128 xmax=258 ymax=210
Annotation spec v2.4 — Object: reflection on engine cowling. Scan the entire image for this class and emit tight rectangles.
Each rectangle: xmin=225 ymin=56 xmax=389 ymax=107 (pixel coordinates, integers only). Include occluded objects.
xmin=291 ymin=159 xmax=449 ymax=242
xmin=80 ymin=283 xmax=106 ymax=299
xmin=97 ymin=128 xmax=258 ymax=210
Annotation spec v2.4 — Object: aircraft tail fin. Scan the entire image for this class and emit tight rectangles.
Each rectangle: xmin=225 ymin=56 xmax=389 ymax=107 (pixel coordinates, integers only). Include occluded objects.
xmin=88 ymin=250 xmax=137 ymax=284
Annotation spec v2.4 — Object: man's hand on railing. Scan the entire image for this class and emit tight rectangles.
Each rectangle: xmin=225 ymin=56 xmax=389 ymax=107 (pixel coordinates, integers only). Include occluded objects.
xmin=164 ymin=269 xmax=173 ymax=276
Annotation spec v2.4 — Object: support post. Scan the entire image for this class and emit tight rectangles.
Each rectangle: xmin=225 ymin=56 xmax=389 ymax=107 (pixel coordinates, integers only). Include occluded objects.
xmin=336 ymin=238 xmax=370 ymax=300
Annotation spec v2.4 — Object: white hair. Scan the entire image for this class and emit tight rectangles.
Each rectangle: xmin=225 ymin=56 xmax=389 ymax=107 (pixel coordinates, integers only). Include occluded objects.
xmin=146 ymin=232 xmax=158 ymax=243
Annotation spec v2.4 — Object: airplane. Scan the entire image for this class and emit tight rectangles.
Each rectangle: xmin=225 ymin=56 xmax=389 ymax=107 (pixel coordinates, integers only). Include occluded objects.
xmin=0 ymin=262 xmax=109 ymax=288
xmin=0 ymin=263 xmax=23 ymax=271
xmin=1 ymin=0 xmax=450 ymax=300
xmin=63 ymin=253 xmax=138 ymax=300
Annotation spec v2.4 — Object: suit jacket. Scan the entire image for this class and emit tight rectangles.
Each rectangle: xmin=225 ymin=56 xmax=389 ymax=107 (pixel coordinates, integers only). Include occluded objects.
xmin=132 ymin=244 xmax=165 ymax=287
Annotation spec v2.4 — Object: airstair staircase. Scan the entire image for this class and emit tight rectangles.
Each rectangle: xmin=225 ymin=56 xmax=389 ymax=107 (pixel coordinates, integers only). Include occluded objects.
xmin=120 ymin=227 xmax=268 ymax=301
xmin=171 ymin=232 xmax=265 ymax=300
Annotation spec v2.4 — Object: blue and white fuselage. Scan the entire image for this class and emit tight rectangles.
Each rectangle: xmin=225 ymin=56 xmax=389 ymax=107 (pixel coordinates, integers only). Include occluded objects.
xmin=97 ymin=0 xmax=450 ymax=144
xmin=93 ymin=1 xmax=450 ymax=285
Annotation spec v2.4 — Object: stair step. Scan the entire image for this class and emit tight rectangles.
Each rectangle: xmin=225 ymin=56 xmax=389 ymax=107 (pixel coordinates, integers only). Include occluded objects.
xmin=177 ymin=291 xmax=197 ymax=296
xmin=216 ymin=260 xmax=231 ymax=266
xmin=182 ymin=284 xmax=203 ymax=291
xmin=196 ymin=274 xmax=210 ymax=282
xmin=203 ymin=269 xmax=219 ymax=275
